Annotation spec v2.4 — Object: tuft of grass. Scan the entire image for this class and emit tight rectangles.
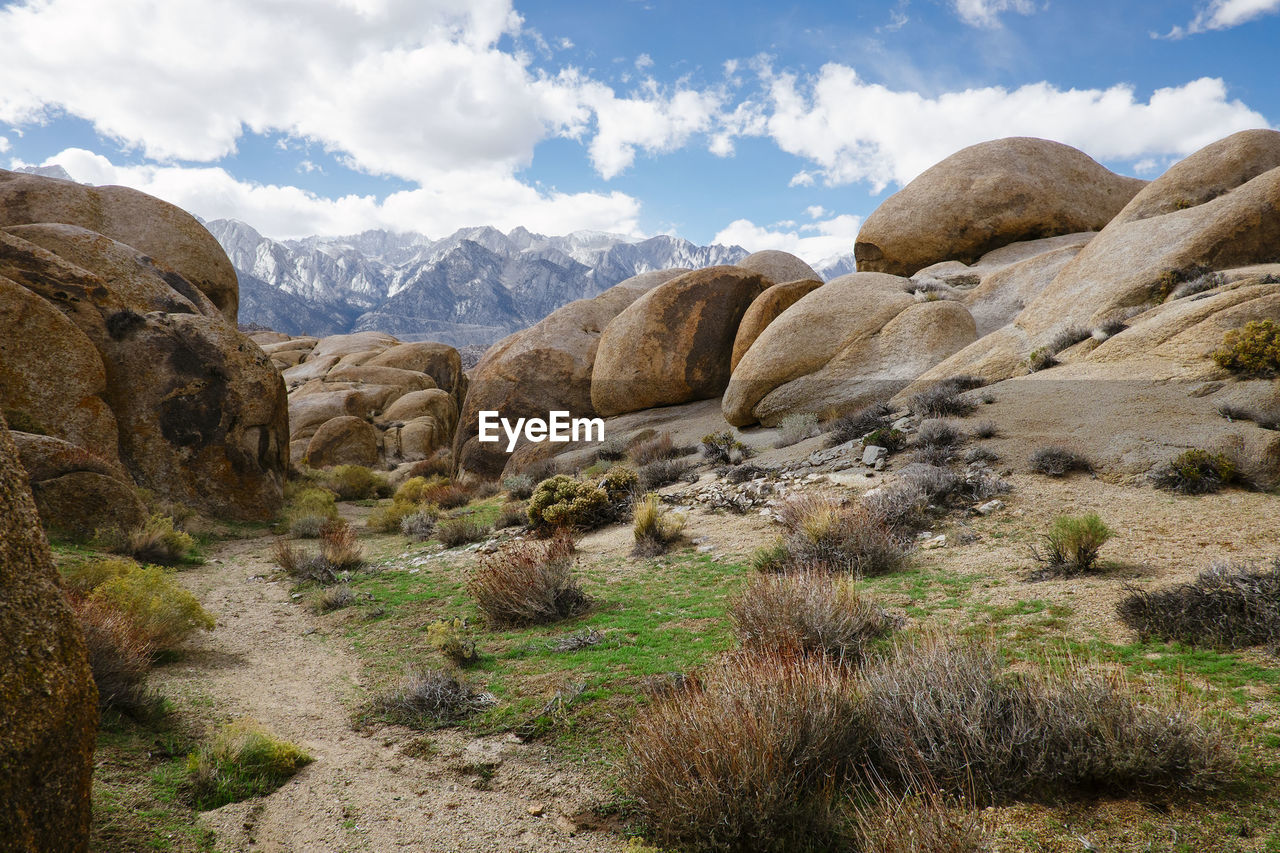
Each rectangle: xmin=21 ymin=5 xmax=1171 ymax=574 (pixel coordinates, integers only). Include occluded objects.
xmin=1031 ymin=513 xmax=1114 ymax=575
xmin=826 ymin=402 xmax=893 ymax=447
xmin=435 ymin=515 xmax=492 ymax=548
xmin=1029 ymin=445 xmax=1093 ymax=477
xmin=468 ymin=533 xmax=590 ymax=626
xmin=1150 ymin=448 xmax=1239 ymax=494
xmin=503 ymin=473 xmax=535 ymax=500
xmin=774 ymin=412 xmax=822 ymax=448
xmin=93 ymin=514 xmax=199 ymax=566
xmin=273 ymin=519 xmax=364 ymax=584
xmin=400 ymin=506 xmax=441 ymax=540
xmin=730 ymin=572 xmax=897 ymax=663
xmin=623 ymin=653 xmax=862 ymax=853
xmin=1213 ymin=319 xmax=1280 ymax=377
xmin=853 ymin=788 xmax=987 ymax=853
xmin=494 ymin=502 xmax=528 ymax=529
xmin=771 ymin=494 xmax=906 ymax=577
xmin=970 ymin=420 xmax=998 ymax=439
xmin=186 ymin=719 xmax=312 ymax=810
xmin=363 ymin=666 xmax=492 ymax=729
xmin=632 ymin=493 xmax=686 ymax=557
xmin=311 ymin=584 xmax=356 ymax=614
xmin=68 ymin=595 xmax=162 ymax=720
xmin=701 ymin=430 xmax=753 ymax=464
xmin=639 ymin=457 xmax=697 ymax=490
xmin=1117 ymin=558 xmax=1280 ymax=650
xmin=630 ymin=431 xmax=683 ymax=466
xmin=425 ymin=618 xmax=479 ymax=665
xmin=90 ymin=566 xmax=215 ymax=653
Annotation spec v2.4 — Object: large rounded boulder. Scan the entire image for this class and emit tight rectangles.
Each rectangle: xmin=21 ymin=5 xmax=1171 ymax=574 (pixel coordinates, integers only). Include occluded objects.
xmin=0 ymin=169 xmax=239 ymax=320
xmin=855 ymin=137 xmax=1145 ymax=277
xmin=736 ymin=249 xmax=819 ymax=285
xmin=591 ymin=266 xmax=769 ymax=417
xmin=454 ymin=269 xmax=688 ymax=479
xmin=730 ymin=278 xmax=824 ymax=371
xmin=0 ymin=414 xmax=97 ymax=852
xmin=724 ymin=273 xmax=978 ymax=426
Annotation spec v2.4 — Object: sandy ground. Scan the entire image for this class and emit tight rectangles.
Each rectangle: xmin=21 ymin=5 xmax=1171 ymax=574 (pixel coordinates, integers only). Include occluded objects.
xmin=155 ymin=535 xmax=630 ymax=853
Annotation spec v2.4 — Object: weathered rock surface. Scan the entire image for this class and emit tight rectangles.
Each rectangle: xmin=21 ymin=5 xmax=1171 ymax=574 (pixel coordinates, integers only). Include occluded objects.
xmin=736 ymin=250 xmax=819 ymax=285
xmin=0 ymin=173 xmax=288 ymax=524
xmin=724 ymin=273 xmax=977 ymax=426
xmin=0 ymin=169 xmax=239 ymax=320
xmin=0 ymin=413 xmax=97 ymax=853
xmin=10 ymin=432 xmax=146 ymax=539
xmin=855 ymin=138 xmax=1144 ymax=277
xmin=730 ymin=278 xmax=824 ymax=371
xmin=454 ymin=269 xmax=688 ymax=479
xmin=591 ymin=266 xmax=769 ymax=417
xmin=266 ymin=332 xmax=467 ymax=469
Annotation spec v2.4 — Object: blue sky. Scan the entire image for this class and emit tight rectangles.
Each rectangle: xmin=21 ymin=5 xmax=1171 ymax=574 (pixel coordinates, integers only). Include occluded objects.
xmin=2 ymin=0 xmax=1278 ymax=264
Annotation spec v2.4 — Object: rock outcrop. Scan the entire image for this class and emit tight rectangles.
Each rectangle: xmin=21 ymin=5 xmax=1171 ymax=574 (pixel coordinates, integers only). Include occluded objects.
xmin=454 ymin=269 xmax=688 ymax=479
xmin=256 ymin=331 xmax=466 ymax=470
xmin=724 ymin=273 xmax=977 ymax=426
xmin=0 ymin=170 xmax=288 ymax=525
xmin=736 ymin=249 xmax=819 ymax=286
xmin=591 ymin=266 xmax=769 ymax=417
xmin=855 ymin=137 xmax=1145 ymax=277
xmin=730 ymin=278 xmax=824 ymax=371
xmin=0 ymin=413 xmax=97 ymax=853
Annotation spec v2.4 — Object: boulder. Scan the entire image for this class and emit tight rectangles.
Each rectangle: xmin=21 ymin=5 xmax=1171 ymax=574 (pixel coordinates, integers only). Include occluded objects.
xmin=0 ymin=168 xmax=238 ymax=320
xmin=454 ymin=269 xmax=688 ymax=479
xmin=365 ymin=341 xmax=467 ymax=411
xmin=305 ymin=415 xmax=380 ymax=468
xmin=724 ymin=273 xmax=977 ymax=426
xmin=855 ymin=137 xmax=1145 ymax=276
xmin=0 ymin=414 xmax=97 ymax=852
xmin=381 ymin=389 xmax=458 ymax=436
xmin=591 ymin=266 xmax=769 ymax=417
xmin=10 ymin=432 xmax=145 ymax=538
xmin=730 ymin=278 xmax=824 ymax=371
xmin=736 ymin=250 xmax=819 ymax=285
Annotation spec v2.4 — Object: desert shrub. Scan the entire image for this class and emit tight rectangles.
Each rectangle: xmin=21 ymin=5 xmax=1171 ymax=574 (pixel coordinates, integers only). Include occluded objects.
xmin=503 ymin=473 xmax=535 ymax=500
xmin=318 ymin=465 xmax=390 ymax=500
xmin=494 ymin=502 xmax=528 ymax=529
xmin=623 ymin=653 xmax=863 ymax=853
xmin=630 ymin=431 xmax=681 ymax=466
xmin=470 ymin=479 xmax=501 ymax=499
xmin=1046 ymin=325 xmax=1091 ymax=356
xmin=367 ymin=499 xmax=421 ymax=533
xmin=90 ymin=566 xmax=215 ymax=653
xmin=435 ymin=516 xmax=492 ymax=547
xmin=468 ymin=533 xmax=589 ymax=626
xmin=1170 ymin=271 xmax=1224 ymax=300
xmin=862 ymin=638 xmax=1234 ymax=802
xmin=1029 ymin=445 xmax=1092 ymax=477
xmin=364 ymin=666 xmax=492 ymax=729
xmin=59 ymin=557 xmax=137 ymax=594
xmin=1213 ymin=319 xmax=1280 ymax=376
xmin=1032 ymin=513 xmax=1113 ymax=575
xmin=393 ymin=475 xmax=446 ymax=504
xmin=186 ymin=719 xmax=311 ymax=810
xmin=400 ymin=507 xmax=441 ymax=540
xmin=284 ymin=487 xmax=339 ymax=537
xmin=915 ymin=419 xmax=964 ymax=449
xmin=425 ymin=618 xmax=479 ymax=665
xmin=632 ymin=493 xmax=686 ymax=557
xmin=69 ymin=595 xmax=162 ymax=719
xmin=1150 ymin=448 xmax=1238 ymax=494
xmin=526 ymin=469 xmax=634 ymax=531
xmin=319 ymin=519 xmax=363 ymax=571
xmin=751 ymin=540 xmax=791 ymax=574
xmin=277 ymin=520 xmax=364 ymax=584
xmin=639 ymin=457 xmax=696 ymax=490
xmin=1027 ymin=346 xmax=1056 ymax=372
xmin=701 ymin=430 xmax=752 ymax=464
xmin=1117 ymin=558 xmax=1280 ymax=650
xmin=970 ymin=420 xmax=998 ymax=439
xmin=594 ymin=435 xmax=631 ymax=461
xmin=964 ymin=446 xmax=1000 ymax=465
xmin=724 ymin=462 xmax=768 ymax=484
xmin=288 ymin=513 xmax=329 ymax=539
xmin=826 ymin=401 xmax=893 ymax=447
xmin=420 ymin=481 xmax=474 ymax=509
xmin=407 ymin=450 xmax=453 ymax=479
xmin=772 ymin=494 xmax=906 ymax=577
xmin=860 ymin=463 xmax=1001 ymax=533
xmin=864 ymin=428 xmax=906 ymax=453
xmin=908 ymin=381 xmax=976 ymax=418
xmin=774 ymin=412 xmax=821 ymax=448
xmin=911 ymin=443 xmax=956 ymax=468
xmin=853 ymin=789 xmax=987 ymax=853
xmin=94 ymin=514 xmax=199 ymax=566
xmin=730 ymin=572 xmax=897 ymax=663
xmin=311 ymin=585 xmax=356 ymax=614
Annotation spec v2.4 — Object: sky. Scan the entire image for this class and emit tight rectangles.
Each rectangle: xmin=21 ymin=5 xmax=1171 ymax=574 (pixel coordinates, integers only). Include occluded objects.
xmin=2 ymin=0 xmax=1278 ymax=265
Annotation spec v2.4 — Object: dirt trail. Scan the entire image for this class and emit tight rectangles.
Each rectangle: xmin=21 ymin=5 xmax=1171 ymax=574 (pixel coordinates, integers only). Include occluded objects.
xmin=155 ymin=535 xmax=628 ymax=853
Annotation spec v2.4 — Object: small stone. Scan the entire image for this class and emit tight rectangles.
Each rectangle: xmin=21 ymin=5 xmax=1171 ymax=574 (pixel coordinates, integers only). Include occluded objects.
xmin=976 ymin=499 xmax=1005 ymax=516
xmin=921 ymin=534 xmax=947 ymax=550
xmin=696 ymin=544 xmax=714 ymax=553
xmin=862 ymin=445 xmax=888 ymax=466
xmin=891 ymin=417 xmax=913 ymax=431
xmin=527 ymin=804 xmax=544 ymax=816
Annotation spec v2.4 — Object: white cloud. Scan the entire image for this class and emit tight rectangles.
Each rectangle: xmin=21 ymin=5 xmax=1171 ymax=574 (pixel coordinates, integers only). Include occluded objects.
xmin=805 ymin=205 xmax=827 ymax=219
xmin=952 ymin=0 xmax=1035 ymax=27
xmin=635 ymin=53 xmax=655 ymax=70
xmin=713 ymin=214 xmax=861 ymax=266
xmin=1164 ymin=0 xmax=1280 ymax=36
xmin=34 ymin=148 xmax=643 ymax=239
xmin=751 ymin=65 xmax=1270 ymax=191
xmin=0 ymin=136 xmax=9 ymax=153
xmin=579 ymin=80 xmax=722 ymax=178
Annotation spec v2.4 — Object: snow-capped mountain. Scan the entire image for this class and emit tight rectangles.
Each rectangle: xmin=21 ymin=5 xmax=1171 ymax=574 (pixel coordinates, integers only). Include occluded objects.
xmin=209 ymin=220 xmax=761 ymax=346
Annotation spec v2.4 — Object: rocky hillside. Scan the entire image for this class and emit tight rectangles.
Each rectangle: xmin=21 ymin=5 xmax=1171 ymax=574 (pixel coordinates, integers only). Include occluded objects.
xmin=210 ymin=220 xmax=774 ymax=345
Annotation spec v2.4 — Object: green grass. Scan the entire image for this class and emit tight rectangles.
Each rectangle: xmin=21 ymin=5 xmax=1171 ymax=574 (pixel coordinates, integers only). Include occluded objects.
xmin=344 ymin=548 xmax=744 ymax=757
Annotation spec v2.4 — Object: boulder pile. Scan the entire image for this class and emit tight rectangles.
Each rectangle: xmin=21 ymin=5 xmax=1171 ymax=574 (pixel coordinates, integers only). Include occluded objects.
xmin=0 ymin=169 xmax=288 ymax=530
